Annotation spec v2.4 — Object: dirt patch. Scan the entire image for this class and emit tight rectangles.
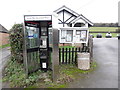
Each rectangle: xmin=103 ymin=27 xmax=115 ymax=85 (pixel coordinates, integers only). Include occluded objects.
xmin=2 ymin=82 xmax=10 ymax=88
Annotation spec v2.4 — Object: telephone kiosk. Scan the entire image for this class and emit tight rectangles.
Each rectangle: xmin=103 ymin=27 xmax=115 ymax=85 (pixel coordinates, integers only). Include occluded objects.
xmin=24 ymin=15 xmax=52 ymax=73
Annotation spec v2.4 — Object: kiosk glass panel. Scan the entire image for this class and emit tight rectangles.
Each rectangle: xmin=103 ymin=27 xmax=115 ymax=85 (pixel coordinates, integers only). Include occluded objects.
xmin=26 ymin=26 xmax=39 ymax=48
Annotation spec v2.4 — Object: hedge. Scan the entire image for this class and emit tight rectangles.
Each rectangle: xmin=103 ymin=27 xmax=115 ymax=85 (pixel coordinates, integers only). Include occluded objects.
xmin=9 ymin=24 xmax=24 ymax=63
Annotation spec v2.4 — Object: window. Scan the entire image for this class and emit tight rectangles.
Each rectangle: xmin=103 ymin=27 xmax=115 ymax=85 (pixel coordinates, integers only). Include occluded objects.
xmin=61 ymin=30 xmax=73 ymax=42
xmin=80 ymin=31 xmax=87 ymax=41
xmin=74 ymin=23 xmax=85 ymax=27
xmin=76 ymin=30 xmax=81 ymax=35
xmin=61 ymin=30 xmax=66 ymax=39
xmin=76 ymin=30 xmax=87 ymax=42
xmin=26 ymin=26 xmax=39 ymax=48
xmin=66 ymin=30 xmax=73 ymax=42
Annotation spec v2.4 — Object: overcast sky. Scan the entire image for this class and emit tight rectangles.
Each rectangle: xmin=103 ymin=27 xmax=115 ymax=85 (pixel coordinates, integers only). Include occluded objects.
xmin=0 ymin=0 xmax=119 ymax=30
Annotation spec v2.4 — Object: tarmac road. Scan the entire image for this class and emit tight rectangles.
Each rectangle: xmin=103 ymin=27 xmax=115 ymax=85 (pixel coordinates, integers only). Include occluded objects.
xmin=69 ymin=38 xmax=118 ymax=88
xmin=0 ymin=47 xmax=11 ymax=89
xmin=0 ymin=47 xmax=11 ymax=71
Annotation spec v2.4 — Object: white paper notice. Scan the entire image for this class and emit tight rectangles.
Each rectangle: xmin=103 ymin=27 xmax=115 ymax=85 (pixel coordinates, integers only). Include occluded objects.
xmin=28 ymin=30 xmax=34 ymax=39
xmin=43 ymin=40 xmax=46 ymax=46
xmin=81 ymin=31 xmax=86 ymax=38
xmin=66 ymin=34 xmax=72 ymax=42
xmin=42 ymin=63 xmax=47 ymax=68
xmin=76 ymin=35 xmax=80 ymax=42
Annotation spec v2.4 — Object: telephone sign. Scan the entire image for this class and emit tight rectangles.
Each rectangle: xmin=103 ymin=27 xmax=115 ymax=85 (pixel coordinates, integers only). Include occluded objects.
xmin=25 ymin=15 xmax=52 ymax=21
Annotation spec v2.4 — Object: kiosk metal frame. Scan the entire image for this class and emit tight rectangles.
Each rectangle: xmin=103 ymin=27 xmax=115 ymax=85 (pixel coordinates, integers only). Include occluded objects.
xmin=23 ymin=15 xmax=52 ymax=75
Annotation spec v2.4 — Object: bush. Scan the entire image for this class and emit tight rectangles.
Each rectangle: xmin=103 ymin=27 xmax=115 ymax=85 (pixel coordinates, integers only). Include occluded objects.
xmin=9 ymin=24 xmax=24 ymax=63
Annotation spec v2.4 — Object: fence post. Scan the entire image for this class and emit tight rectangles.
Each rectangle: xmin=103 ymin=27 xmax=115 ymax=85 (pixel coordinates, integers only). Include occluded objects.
xmin=59 ymin=48 xmax=61 ymax=64
xmin=69 ymin=48 xmax=71 ymax=64
xmin=65 ymin=48 xmax=68 ymax=64
xmin=72 ymin=48 xmax=74 ymax=64
xmin=62 ymin=48 xmax=64 ymax=64
xmin=75 ymin=48 xmax=77 ymax=65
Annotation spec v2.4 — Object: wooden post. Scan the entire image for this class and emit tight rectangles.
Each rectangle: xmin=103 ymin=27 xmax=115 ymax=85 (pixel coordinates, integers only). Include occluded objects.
xmin=72 ymin=48 xmax=74 ymax=64
xmin=66 ymin=48 xmax=67 ymax=64
xmin=62 ymin=48 xmax=64 ymax=64
xmin=52 ymin=28 xmax=59 ymax=82
xmin=59 ymin=48 xmax=61 ymax=65
xmin=69 ymin=48 xmax=71 ymax=64
xmin=23 ymin=22 xmax=28 ymax=77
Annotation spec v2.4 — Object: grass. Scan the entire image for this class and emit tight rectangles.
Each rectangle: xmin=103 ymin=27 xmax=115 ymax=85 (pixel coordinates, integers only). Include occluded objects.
xmin=90 ymin=33 xmax=118 ymax=38
xmin=2 ymin=58 xmax=97 ymax=88
xmin=0 ymin=44 xmax=10 ymax=49
xmin=89 ymin=27 xmax=117 ymax=32
xmin=60 ymin=62 xmax=97 ymax=76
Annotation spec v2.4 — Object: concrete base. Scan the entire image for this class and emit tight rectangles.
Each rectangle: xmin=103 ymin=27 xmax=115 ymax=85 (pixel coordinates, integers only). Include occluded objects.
xmin=77 ymin=53 xmax=90 ymax=70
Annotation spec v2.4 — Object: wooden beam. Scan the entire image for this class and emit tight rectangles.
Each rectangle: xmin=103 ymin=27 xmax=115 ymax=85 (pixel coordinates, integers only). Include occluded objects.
xmin=52 ymin=28 xmax=59 ymax=82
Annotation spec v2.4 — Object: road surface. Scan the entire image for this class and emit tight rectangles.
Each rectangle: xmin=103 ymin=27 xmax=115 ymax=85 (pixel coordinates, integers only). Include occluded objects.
xmin=69 ymin=38 xmax=118 ymax=88
xmin=0 ymin=47 xmax=11 ymax=89
xmin=0 ymin=47 xmax=11 ymax=71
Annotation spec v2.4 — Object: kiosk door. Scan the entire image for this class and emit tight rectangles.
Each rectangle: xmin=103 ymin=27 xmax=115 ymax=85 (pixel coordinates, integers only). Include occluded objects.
xmin=25 ymin=22 xmax=40 ymax=73
xmin=39 ymin=22 xmax=49 ymax=71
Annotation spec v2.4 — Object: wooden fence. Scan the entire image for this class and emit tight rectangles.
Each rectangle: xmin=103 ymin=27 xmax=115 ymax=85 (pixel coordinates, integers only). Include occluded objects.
xmin=59 ymin=46 xmax=89 ymax=64
xmin=59 ymin=35 xmax=93 ymax=65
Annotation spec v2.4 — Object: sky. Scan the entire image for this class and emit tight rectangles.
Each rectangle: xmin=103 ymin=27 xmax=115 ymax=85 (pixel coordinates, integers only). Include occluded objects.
xmin=0 ymin=0 xmax=119 ymax=30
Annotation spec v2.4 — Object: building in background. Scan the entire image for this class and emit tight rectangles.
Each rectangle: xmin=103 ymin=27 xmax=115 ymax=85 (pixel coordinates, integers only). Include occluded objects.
xmin=54 ymin=5 xmax=93 ymax=46
xmin=0 ymin=24 xmax=9 ymax=46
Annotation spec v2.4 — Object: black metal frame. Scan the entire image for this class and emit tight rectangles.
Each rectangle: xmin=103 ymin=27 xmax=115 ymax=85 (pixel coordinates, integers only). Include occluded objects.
xmin=24 ymin=15 xmax=52 ymax=74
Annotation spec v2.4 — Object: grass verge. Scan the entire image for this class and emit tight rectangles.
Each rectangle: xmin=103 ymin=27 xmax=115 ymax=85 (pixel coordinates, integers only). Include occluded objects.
xmin=2 ymin=59 xmax=97 ymax=88
xmin=0 ymin=44 xmax=10 ymax=49
xmin=89 ymin=27 xmax=117 ymax=32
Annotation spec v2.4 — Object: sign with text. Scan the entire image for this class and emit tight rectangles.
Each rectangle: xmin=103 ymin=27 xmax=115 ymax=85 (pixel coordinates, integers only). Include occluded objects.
xmin=25 ymin=15 xmax=52 ymax=21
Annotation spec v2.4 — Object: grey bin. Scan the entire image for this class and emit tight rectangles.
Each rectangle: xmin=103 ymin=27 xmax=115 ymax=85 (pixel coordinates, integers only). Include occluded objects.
xmin=96 ymin=33 xmax=102 ymax=38
xmin=77 ymin=53 xmax=90 ymax=70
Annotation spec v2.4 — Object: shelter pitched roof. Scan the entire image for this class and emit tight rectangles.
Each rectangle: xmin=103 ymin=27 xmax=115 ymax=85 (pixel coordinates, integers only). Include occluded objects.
xmin=54 ymin=5 xmax=93 ymax=26
xmin=70 ymin=14 xmax=93 ymax=26
xmin=54 ymin=5 xmax=79 ymax=17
